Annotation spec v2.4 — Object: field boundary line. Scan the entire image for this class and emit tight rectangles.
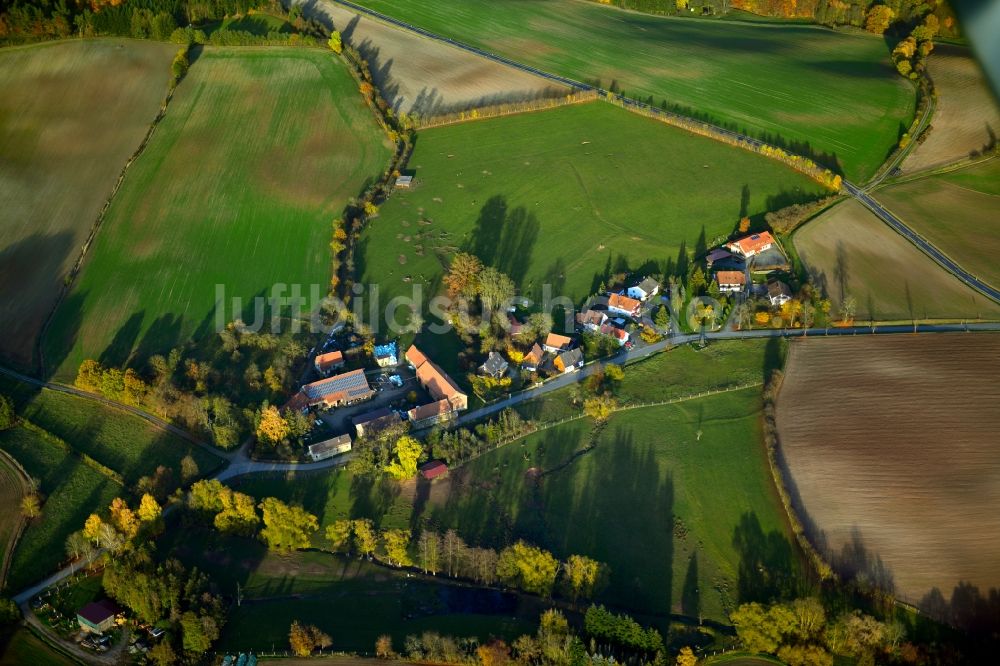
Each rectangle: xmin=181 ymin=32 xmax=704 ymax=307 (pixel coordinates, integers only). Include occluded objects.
xmin=0 ymin=449 xmax=32 ymax=592
xmin=327 ymin=0 xmax=842 ymax=189
xmin=878 ymin=153 xmax=999 ymax=188
xmin=414 ymin=90 xmax=598 ymax=129
xmin=36 ymin=69 xmax=180 ymax=378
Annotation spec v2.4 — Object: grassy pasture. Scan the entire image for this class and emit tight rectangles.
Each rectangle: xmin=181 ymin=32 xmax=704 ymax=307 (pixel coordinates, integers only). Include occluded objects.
xmin=425 ymin=388 xmax=802 ymax=622
xmin=43 ymin=47 xmax=393 ymax=381
xmin=877 ymin=159 xmax=1000 ymax=289
xmin=352 ymin=0 xmax=915 ymax=181
xmin=0 ymin=376 xmax=221 ymax=485
xmin=901 ymin=46 xmax=1000 ymax=173
xmin=0 ymin=454 xmax=28 ymax=590
xmin=0 ymin=425 xmax=121 ymax=591
xmin=360 ymin=101 xmax=825 ymax=313
xmin=776 ymin=334 xmax=1000 ymax=607
xmin=0 ymin=627 xmax=78 ymax=666
xmin=0 ymin=39 xmax=176 ymax=368
xmin=793 ymin=198 xmax=1000 ymax=321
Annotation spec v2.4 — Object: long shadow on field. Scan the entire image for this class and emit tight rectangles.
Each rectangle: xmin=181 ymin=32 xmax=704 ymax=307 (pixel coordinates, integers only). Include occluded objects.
xmin=540 ymin=425 xmax=675 ymax=615
xmin=681 ymin=552 xmax=700 ymax=620
xmin=99 ymin=311 xmax=144 ymax=369
xmin=916 ymin=580 xmax=1000 ymax=658
xmin=464 ymin=196 xmax=539 ymax=288
xmin=732 ymin=511 xmax=798 ymax=604
xmin=349 ymin=473 xmax=401 ymax=529
xmin=832 ymin=527 xmax=895 ymax=595
xmin=133 ymin=313 xmax=182 ymax=368
xmin=40 ymin=290 xmax=86 ymax=382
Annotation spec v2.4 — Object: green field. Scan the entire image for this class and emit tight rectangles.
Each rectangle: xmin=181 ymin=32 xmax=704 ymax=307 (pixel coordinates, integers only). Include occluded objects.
xmin=360 ymin=101 xmax=826 ymax=313
xmin=0 ymin=377 xmax=221 ymax=485
xmin=0 ymin=425 xmax=121 ymax=591
xmin=0 ymin=628 xmax=78 ymax=666
xmin=425 ymin=389 xmax=801 ymax=622
xmin=352 ymin=0 xmax=914 ymax=180
xmin=516 ymin=338 xmax=782 ymax=423
xmin=877 ymin=159 xmax=1000 ymax=289
xmin=43 ymin=47 xmax=393 ymax=380
xmin=0 ymin=454 xmax=27 ymax=590
xmin=165 ymin=530 xmax=539 ymax=654
xmin=0 ymin=39 xmax=176 ymax=368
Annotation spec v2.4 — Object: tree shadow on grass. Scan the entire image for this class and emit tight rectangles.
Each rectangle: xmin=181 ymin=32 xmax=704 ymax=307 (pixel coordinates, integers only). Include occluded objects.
xmin=98 ymin=311 xmax=144 ymax=369
xmin=463 ymin=196 xmax=540 ymax=289
xmin=732 ymin=511 xmax=799 ymax=604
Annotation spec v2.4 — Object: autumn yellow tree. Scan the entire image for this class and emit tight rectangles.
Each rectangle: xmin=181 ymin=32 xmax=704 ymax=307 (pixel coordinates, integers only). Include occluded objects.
xmin=375 ymin=635 xmax=395 ymax=659
xmin=137 ymin=494 xmax=161 ymax=523
xmin=20 ymin=494 xmax=41 ymax=519
xmin=327 ymin=30 xmax=342 ymax=54
xmin=259 ymin=498 xmax=318 ymax=552
xmin=738 ymin=216 xmax=751 ymax=233
xmin=381 ymin=529 xmax=413 ymax=566
xmin=384 ymin=436 xmax=423 ymax=480
xmin=584 ymin=395 xmax=616 ymax=422
xmin=562 ymin=554 xmax=604 ymax=604
xmin=256 ymin=405 xmax=289 ymax=445
xmin=364 ymin=201 xmax=379 ymax=217
xmin=864 ymin=5 xmax=895 ymax=35
xmin=289 ymin=620 xmax=332 ymax=656
xmin=83 ymin=514 xmax=103 ymax=544
xmin=75 ymin=360 xmax=103 ymax=392
xmin=676 ymin=646 xmax=698 ymax=666
xmin=110 ymin=498 xmax=139 ymax=540
xmin=352 ymin=519 xmax=378 ymax=557
xmin=443 ymin=252 xmax=483 ymax=299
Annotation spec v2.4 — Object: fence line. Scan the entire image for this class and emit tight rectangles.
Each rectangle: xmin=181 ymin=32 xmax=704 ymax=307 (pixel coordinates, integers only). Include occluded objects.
xmin=449 ymin=381 xmax=764 ymax=469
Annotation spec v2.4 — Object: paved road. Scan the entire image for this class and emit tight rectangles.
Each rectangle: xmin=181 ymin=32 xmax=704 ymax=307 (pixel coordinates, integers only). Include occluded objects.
xmin=863 ymin=87 xmax=935 ymax=191
xmin=844 ymin=181 xmax=1000 ymax=303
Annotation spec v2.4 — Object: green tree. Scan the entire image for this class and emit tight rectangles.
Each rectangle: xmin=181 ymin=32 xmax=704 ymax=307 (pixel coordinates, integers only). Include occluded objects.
xmin=0 ymin=394 xmax=16 ymax=430
xmin=497 ymin=541 xmax=560 ymax=596
xmin=478 ymin=266 xmax=515 ymax=314
xmin=180 ymin=611 xmax=218 ymax=655
xmin=258 ymin=498 xmax=318 ymax=552
xmin=326 ymin=519 xmax=353 ymax=552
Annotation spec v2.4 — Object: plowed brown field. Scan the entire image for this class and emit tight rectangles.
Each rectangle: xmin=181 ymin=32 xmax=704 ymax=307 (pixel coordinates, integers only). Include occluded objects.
xmin=775 ymin=334 xmax=1000 ymax=607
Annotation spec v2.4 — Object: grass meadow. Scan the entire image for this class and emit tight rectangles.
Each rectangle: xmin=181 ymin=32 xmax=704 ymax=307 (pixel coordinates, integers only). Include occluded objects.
xmin=0 ymin=378 xmax=221 ymax=485
xmin=425 ymin=389 xmax=801 ymax=623
xmin=0 ymin=425 xmax=121 ymax=591
xmin=0 ymin=39 xmax=176 ymax=369
xmin=360 ymin=101 xmax=826 ymax=313
xmin=43 ymin=47 xmax=393 ymax=380
xmin=352 ymin=0 xmax=915 ymax=181
xmin=793 ymin=198 xmax=1000 ymax=322
xmin=877 ymin=159 xmax=1000 ymax=289
xmin=0 ymin=627 xmax=78 ymax=666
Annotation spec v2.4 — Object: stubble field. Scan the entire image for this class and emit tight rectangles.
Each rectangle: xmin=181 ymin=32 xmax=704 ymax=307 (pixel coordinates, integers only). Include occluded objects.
xmin=304 ymin=0 xmax=571 ymax=115
xmin=793 ymin=198 xmax=1000 ymax=321
xmin=0 ymin=39 xmax=176 ymax=368
xmin=352 ymin=0 xmax=915 ymax=181
xmin=42 ymin=47 xmax=393 ymax=380
xmin=901 ymin=46 xmax=1000 ymax=173
xmin=877 ymin=158 xmax=1000 ymax=290
xmin=775 ymin=334 xmax=1000 ymax=607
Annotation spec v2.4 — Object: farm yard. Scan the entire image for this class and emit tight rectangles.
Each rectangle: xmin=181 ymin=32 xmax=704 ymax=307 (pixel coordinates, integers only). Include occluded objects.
xmin=360 ymin=101 xmax=826 ymax=315
xmin=901 ymin=46 xmax=1000 ymax=173
xmin=42 ymin=47 xmax=393 ymax=381
xmin=792 ymin=198 xmax=1000 ymax=322
xmin=351 ymin=0 xmax=915 ymax=181
xmin=775 ymin=334 xmax=1000 ymax=608
xmin=306 ymin=0 xmax=571 ymax=115
xmin=0 ymin=39 xmax=176 ymax=369
xmin=877 ymin=158 xmax=1000 ymax=290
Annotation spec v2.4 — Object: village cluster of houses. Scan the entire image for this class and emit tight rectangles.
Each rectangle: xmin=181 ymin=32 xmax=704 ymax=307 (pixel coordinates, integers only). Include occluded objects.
xmin=283 ymin=340 xmax=470 ymax=464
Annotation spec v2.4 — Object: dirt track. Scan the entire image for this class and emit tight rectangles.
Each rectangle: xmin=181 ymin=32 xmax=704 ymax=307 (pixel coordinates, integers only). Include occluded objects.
xmin=300 ymin=0 xmax=570 ymax=115
xmin=903 ymin=46 xmax=1000 ymax=173
xmin=775 ymin=334 xmax=1000 ymax=607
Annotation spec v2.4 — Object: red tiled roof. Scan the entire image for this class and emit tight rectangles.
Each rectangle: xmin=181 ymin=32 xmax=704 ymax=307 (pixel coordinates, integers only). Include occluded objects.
xmin=408 ymin=345 xmax=468 ymax=410
xmin=524 ymin=343 xmax=544 ymax=365
xmin=405 ymin=344 xmax=428 ymax=368
xmin=608 ymin=293 xmax=641 ymax=312
xmin=314 ymin=350 xmax=344 ymax=369
xmin=420 ymin=460 xmax=448 ymax=479
xmin=544 ymin=333 xmax=572 ymax=350
xmin=728 ymin=231 xmax=774 ymax=256
xmin=716 ymin=270 xmax=746 ymax=286
xmin=408 ymin=398 xmax=453 ymax=422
